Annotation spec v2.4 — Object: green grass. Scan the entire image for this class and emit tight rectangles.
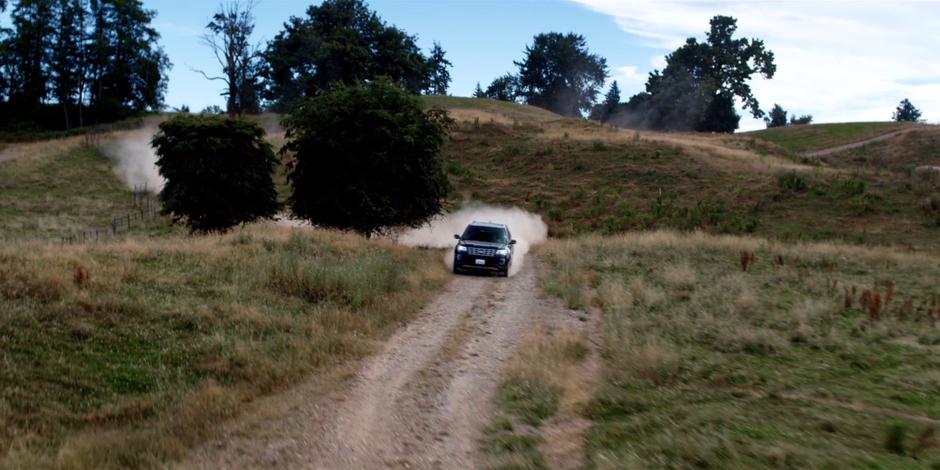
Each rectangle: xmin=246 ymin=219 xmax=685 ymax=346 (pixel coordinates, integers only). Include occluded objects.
xmin=421 ymin=96 xmax=560 ymax=123
xmin=0 ymin=227 xmax=448 ymax=468
xmin=747 ymin=122 xmax=911 ymax=154
xmin=0 ymin=143 xmax=176 ymax=241
xmin=437 ymin=109 xmax=940 ymax=251
xmin=539 ymin=232 xmax=940 ymax=468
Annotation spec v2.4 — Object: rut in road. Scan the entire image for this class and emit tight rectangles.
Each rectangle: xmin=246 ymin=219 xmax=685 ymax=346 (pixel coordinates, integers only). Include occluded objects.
xmin=184 ymin=262 xmax=555 ymax=469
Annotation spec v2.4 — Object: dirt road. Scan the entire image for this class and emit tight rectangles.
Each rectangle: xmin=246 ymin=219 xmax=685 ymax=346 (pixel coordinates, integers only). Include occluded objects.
xmin=805 ymin=127 xmax=923 ymax=157
xmin=183 ymin=262 xmax=563 ymax=469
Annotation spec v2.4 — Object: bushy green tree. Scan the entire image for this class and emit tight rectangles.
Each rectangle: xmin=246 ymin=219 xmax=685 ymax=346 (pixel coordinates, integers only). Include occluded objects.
xmin=485 ymin=73 xmax=517 ymax=101
xmin=626 ymin=16 xmax=775 ymax=133
xmin=152 ymin=115 xmax=279 ymax=233
xmin=282 ymin=79 xmax=451 ymax=236
xmin=893 ymin=98 xmax=922 ymax=122
xmin=764 ymin=104 xmax=788 ymax=128
xmin=472 ymin=82 xmax=485 ymax=98
xmin=426 ymin=42 xmax=451 ymax=95
xmin=263 ymin=0 xmax=432 ymax=111
xmin=790 ymin=114 xmax=812 ymax=125
xmin=514 ymin=32 xmax=608 ymax=116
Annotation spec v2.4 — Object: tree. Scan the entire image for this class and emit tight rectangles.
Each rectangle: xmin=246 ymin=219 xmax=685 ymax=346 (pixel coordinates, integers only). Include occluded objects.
xmin=263 ymin=0 xmax=433 ymax=111
xmin=591 ymin=80 xmax=620 ymax=122
xmin=51 ymin=0 xmax=87 ymax=128
xmin=87 ymin=0 xmax=171 ymax=116
xmin=282 ymin=79 xmax=451 ymax=236
xmin=485 ymin=74 xmax=517 ymax=101
xmin=196 ymin=1 xmax=263 ymax=117
xmin=628 ymin=16 xmax=775 ymax=132
xmin=764 ymin=103 xmax=788 ymax=128
xmin=8 ymin=0 xmax=56 ymax=108
xmin=152 ymin=115 xmax=279 ymax=233
xmin=514 ymin=32 xmax=608 ymax=116
xmin=426 ymin=42 xmax=451 ymax=95
xmin=472 ymin=82 xmax=485 ymax=98
xmin=790 ymin=114 xmax=812 ymax=125
xmin=893 ymin=98 xmax=922 ymax=122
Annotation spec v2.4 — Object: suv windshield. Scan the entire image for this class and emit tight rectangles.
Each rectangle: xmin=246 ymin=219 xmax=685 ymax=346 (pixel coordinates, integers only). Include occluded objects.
xmin=462 ymin=226 xmax=509 ymax=244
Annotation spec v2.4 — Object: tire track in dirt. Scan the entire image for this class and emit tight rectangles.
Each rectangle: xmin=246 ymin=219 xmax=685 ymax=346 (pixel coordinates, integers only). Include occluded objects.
xmin=805 ymin=127 xmax=923 ymax=157
xmin=183 ymin=262 xmax=550 ymax=469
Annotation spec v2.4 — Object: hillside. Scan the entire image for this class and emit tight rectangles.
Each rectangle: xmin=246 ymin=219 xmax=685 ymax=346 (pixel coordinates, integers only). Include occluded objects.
xmin=430 ymin=97 xmax=940 ymax=251
xmin=746 ymin=122 xmax=917 ymax=155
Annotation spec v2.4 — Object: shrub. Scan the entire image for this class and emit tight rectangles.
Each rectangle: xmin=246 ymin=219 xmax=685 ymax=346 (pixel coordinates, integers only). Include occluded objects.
xmin=152 ymin=115 xmax=279 ymax=233
xmin=778 ymin=172 xmax=808 ymax=193
xmin=282 ymin=79 xmax=451 ymax=236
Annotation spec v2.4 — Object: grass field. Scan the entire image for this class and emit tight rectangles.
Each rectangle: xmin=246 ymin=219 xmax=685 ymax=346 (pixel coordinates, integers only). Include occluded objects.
xmin=536 ymin=231 xmax=940 ymax=468
xmin=0 ymin=133 xmax=177 ymax=242
xmin=0 ymin=226 xmax=448 ymax=468
xmin=816 ymin=126 xmax=940 ymax=173
xmin=747 ymin=122 xmax=913 ymax=154
xmin=435 ymin=98 xmax=940 ymax=251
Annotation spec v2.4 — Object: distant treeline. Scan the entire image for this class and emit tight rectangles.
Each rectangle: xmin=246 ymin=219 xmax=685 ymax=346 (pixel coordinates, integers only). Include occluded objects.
xmin=0 ymin=0 xmax=170 ymax=132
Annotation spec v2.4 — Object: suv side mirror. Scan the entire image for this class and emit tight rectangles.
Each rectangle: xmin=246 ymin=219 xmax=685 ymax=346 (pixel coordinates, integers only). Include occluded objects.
xmin=509 ymin=239 xmax=517 ymax=245
xmin=454 ymin=234 xmax=461 ymax=240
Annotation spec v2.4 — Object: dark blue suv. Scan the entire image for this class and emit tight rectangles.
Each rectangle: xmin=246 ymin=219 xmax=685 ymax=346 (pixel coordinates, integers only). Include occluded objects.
xmin=453 ymin=222 xmax=516 ymax=277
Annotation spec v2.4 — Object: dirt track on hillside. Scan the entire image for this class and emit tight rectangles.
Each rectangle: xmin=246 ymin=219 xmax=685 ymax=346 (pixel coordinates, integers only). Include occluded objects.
xmin=183 ymin=262 xmax=568 ymax=469
xmin=805 ymin=127 xmax=923 ymax=157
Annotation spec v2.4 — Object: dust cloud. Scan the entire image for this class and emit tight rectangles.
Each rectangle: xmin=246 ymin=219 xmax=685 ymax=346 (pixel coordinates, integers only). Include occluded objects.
xmin=98 ymin=127 xmax=165 ymax=194
xmin=398 ymin=204 xmax=548 ymax=276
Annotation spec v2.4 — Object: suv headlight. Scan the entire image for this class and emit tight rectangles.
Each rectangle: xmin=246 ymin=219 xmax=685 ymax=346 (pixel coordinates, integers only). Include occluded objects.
xmin=456 ymin=245 xmax=468 ymax=253
xmin=496 ymin=248 xmax=510 ymax=256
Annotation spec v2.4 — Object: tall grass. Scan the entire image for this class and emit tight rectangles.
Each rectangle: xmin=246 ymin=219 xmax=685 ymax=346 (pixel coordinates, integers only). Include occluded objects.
xmin=538 ymin=231 xmax=940 ymax=468
xmin=0 ymin=225 xmax=448 ymax=468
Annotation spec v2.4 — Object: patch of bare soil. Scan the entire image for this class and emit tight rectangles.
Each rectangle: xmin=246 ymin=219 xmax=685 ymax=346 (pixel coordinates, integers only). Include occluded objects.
xmin=182 ymin=262 xmax=555 ymax=469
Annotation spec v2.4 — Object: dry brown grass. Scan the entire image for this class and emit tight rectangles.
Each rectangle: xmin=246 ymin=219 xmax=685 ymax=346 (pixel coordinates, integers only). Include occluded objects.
xmin=0 ymin=224 xmax=449 ymax=468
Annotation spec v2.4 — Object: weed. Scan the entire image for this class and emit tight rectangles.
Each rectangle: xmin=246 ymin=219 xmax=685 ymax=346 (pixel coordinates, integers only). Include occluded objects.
xmin=592 ymin=139 xmax=606 ymax=151
xmin=739 ymin=251 xmax=757 ymax=271
xmin=778 ymin=172 xmax=808 ymax=193
xmin=884 ymin=422 xmax=908 ymax=455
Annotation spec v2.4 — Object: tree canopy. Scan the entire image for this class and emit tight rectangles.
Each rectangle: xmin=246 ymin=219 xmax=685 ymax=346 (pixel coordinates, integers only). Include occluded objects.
xmin=262 ymin=0 xmax=433 ymax=111
xmin=590 ymin=80 xmax=620 ymax=122
xmin=764 ymin=104 xmax=787 ymax=128
xmin=426 ymin=42 xmax=451 ymax=95
xmin=620 ymin=16 xmax=774 ymax=133
xmin=0 ymin=0 xmax=170 ymax=130
xmin=152 ymin=115 xmax=279 ymax=233
xmin=283 ymin=79 xmax=451 ymax=236
xmin=514 ymin=32 xmax=608 ymax=117
xmin=893 ymin=98 xmax=922 ymax=122
xmin=485 ymin=74 xmax=518 ymax=102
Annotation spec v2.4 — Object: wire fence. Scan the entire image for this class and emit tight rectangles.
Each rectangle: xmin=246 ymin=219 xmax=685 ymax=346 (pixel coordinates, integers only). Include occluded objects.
xmin=1 ymin=185 xmax=161 ymax=245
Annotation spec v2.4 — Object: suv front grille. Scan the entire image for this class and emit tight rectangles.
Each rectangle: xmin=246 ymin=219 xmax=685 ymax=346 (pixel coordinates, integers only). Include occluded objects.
xmin=468 ymin=247 xmax=496 ymax=257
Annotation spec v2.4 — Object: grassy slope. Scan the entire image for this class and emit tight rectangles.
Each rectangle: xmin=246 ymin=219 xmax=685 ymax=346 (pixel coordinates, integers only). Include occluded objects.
xmin=434 ymin=97 xmax=940 ymax=251
xmin=0 ymin=138 xmax=176 ymax=242
xmin=539 ymin=232 xmax=940 ymax=468
xmin=817 ymin=126 xmax=940 ymax=173
xmin=0 ymin=226 xmax=448 ymax=468
xmin=747 ymin=122 xmax=912 ymax=154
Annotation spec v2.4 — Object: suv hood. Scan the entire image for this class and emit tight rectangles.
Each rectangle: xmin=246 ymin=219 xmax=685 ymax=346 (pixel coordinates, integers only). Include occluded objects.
xmin=458 ymin=240 xmax=507 ymax=249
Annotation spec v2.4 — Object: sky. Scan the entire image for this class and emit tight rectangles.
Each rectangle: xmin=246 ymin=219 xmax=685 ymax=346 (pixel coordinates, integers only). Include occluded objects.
xmin=6 ymin=1 xmax=939 ymax=131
